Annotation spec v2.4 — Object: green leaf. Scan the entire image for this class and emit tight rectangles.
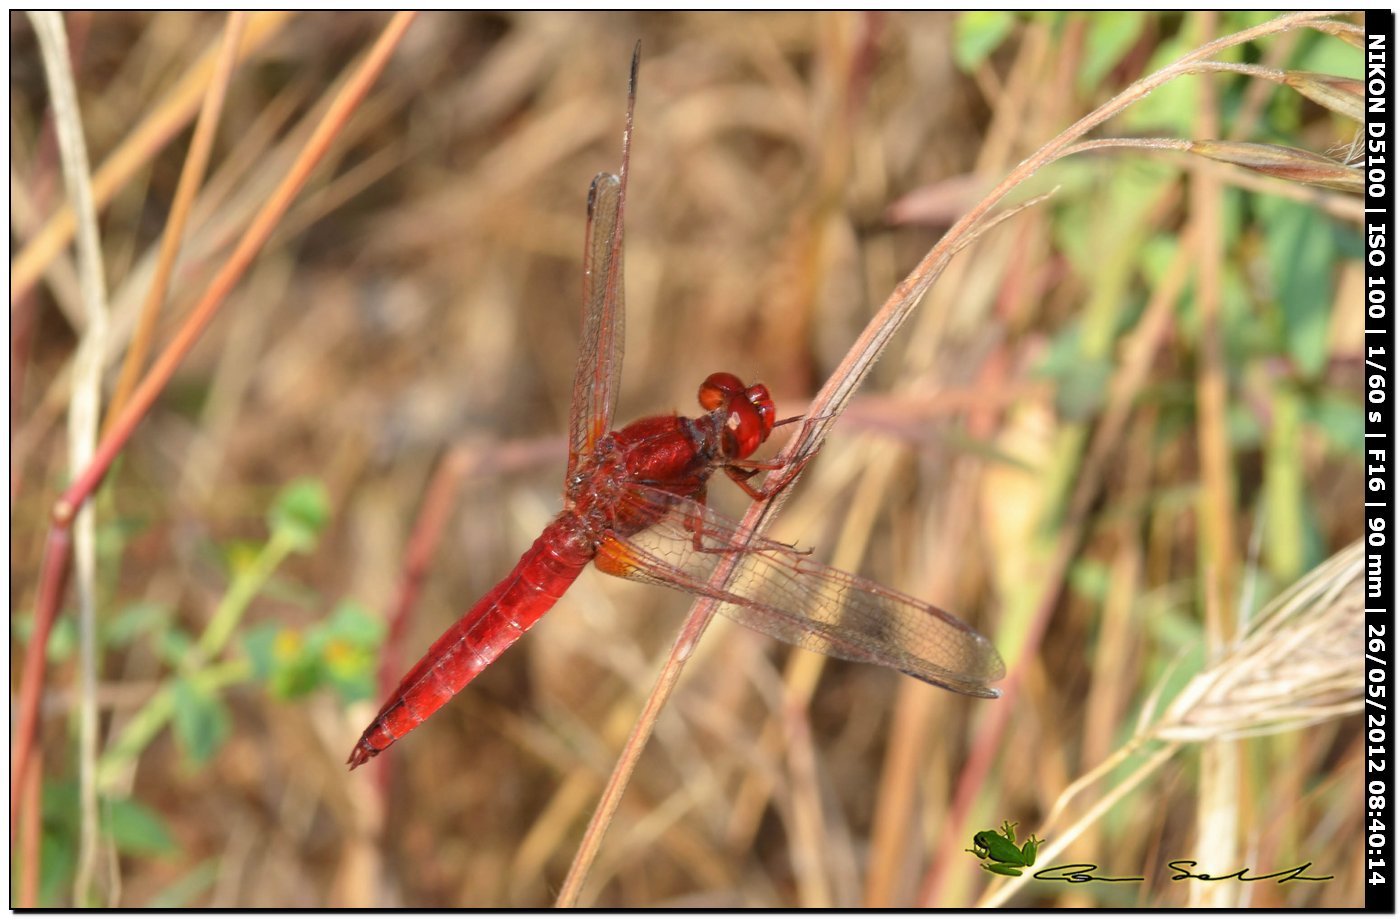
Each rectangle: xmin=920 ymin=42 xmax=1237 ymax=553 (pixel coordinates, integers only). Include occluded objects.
xmin=105 ymin=796 xmax=177 ymax=856
xmin=1297 ymin=26 xmax=1365 ymax=81
xmin=1055 ymin=357 xmax=1114 ymax=420
xmin=156 ymin=627 xmax=195 ymax=669
xmin=1035 ymin=322 xmax=1117 ymax=421
xmin=1305 ymin=390 xmax=1365 ymax=456
xmin=36 ymin=780 xmax=80 ymax=905
xmin=171 ymin=677 xmax=231 ymax=766
xmin=323 ymin=600 xmax=385 ymax=647
xmin=1141 ymin=593 xmax=1206 ymax=704
xmin=41 ymin=779 xmax=80 ymax=832
xmin=39 ymin=825 xmax=78 ymax=907
xmin=268 ymin=478 xmax=330 ymax=552
xmin=245 ymin=602 xmax=386 ymax=704
xmin=275 ymin=655 xmax=321 ymax=699
xmin=242 ymin=623 xmax=281 ymax=682
xmin=320 ymin=638 xmax=378 ymax=703
xmin=1079 ymin=12 xmax=1146 ymax=93
xmin=955 ymin=12 xmax=1017 ymax=72
xmin=1122 ymin=35 xmax=1195 ymax=134
xmin=47 ymin=615 xmax=77 ymax=662
xmin=1220 ymin=263 xmax=1269 ymax=365
xmin=103 ymin=601 xmax=172 ymax=647
xmin=1264 ymin=387 xmax=1307 ymax=581
xmin=1261 ymin=198 xmax=1336 ymax=378
xmin=1068 ymin=559 xmax=1111 ymax=604
xmin=11 ymin=613 xmax=76 ymax=663
xmin=146 ymin=859 xmax=219 ymax=908
xmin=244 ymin=623 xmax=320 ymax=699
xmin=1227 ymin=400 xmax=1265 ymax=450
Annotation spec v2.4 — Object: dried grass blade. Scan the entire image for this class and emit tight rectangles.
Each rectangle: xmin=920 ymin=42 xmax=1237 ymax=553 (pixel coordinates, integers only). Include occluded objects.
xmin=1186 ymin=140 xmax=1363 ymax=193
xmin=1283 ymin=71 xmax=1364 ymax=123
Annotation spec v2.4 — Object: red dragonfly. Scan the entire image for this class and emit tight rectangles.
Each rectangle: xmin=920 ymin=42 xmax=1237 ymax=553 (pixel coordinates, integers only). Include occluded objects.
xmin=348 ymin=49 xmax=1003 ymax=769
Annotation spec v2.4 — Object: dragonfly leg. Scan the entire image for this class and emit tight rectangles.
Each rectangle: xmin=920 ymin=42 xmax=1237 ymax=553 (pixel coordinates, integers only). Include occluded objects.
xmin=681 ymin=489 xmax=761 ymax=555
xmin=683 ymin=489 xmax=719 ymax=553
xmin=722 ymin=465 xmax=764 ymax=499
xmin=722 ymin=451 xmax=814 ymax=501
xmin=679 ymin=489 xmax=812 ymax=558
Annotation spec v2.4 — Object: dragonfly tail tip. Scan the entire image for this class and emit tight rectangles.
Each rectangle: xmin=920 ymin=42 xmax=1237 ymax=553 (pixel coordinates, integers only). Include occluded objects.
xmin=347 ymin=743 xmax=374 ymax=771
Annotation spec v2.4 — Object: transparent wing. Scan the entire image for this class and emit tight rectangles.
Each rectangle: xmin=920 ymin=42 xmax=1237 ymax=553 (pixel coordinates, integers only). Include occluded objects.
xmin=566 ymin=48 xmax=638 ymax=482
xmin=596 ymin=485 xmax=1005 ymax=697
xmin=567 ymin=172 xmax=624 ymax=480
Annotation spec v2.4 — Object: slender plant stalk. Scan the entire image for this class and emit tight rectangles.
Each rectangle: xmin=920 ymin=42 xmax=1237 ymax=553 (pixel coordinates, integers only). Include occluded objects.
xmin=19 ymin=748 xmax=43 ymax=907
xmin=26 ymin=10 xmax=112 ymax=904
xmin=102 ymin=12 xmax=247 ymax=436
xmin=1186 ymin=12 xmax=1242 ymax=908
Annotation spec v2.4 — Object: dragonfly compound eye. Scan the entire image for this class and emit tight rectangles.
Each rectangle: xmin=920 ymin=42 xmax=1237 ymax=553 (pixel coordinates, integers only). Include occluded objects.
xmin=745 ymin=383 xmax=776 ymax=439
xmin=724 ymin=395 xmax=769 ymax=459
xmin=699 ymin=371 xmax=746 ymax=411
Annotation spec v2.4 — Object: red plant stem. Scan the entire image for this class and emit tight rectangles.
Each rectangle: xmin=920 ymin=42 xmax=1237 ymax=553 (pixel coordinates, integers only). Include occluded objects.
xmin=11 ymin=526 xmax=72 ymax=844
xmin=19 ymin=747 xmax=43 ymax=907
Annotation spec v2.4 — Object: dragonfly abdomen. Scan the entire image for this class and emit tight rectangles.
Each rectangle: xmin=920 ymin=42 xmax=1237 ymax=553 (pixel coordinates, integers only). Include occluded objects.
xmin=348 ymin=518 xmax=591 ymax=768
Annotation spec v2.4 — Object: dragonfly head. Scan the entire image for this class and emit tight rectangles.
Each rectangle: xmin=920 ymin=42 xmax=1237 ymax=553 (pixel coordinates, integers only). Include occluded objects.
xmin=698 ymin=371 xmax=776 ymax=460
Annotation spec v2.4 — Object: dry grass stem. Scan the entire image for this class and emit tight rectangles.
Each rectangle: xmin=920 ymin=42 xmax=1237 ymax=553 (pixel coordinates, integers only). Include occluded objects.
xmin=103 ymin=12 xmax=247 ymax=435
xmin=25 ymin=10 xmax=112 ymax=905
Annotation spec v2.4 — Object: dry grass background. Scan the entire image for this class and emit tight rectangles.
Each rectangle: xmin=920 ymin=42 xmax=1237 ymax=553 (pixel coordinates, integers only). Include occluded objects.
xmin=10 ymin=11 xmax=1367 ymax=908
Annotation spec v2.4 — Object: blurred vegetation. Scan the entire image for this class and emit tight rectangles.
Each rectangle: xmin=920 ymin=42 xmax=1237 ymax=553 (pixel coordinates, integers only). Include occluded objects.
xmin=10 ymin=11 xmax=1364 ymax=908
